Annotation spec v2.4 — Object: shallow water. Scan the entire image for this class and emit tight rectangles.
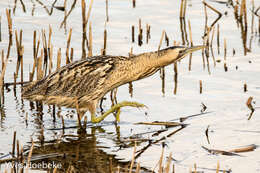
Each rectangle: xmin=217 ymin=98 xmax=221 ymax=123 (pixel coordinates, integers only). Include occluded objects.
xmin=0 ymin=0 xmax=260 ymax=172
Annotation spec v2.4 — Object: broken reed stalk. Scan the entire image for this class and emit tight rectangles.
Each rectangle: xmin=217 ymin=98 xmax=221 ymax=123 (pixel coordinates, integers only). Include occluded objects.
xmin=102 ymin=28 xmax=107 ymax=55
xmin=158 ymin=30 xmax=166 ymax=94
xmin=30 ymin=39 xmax=40 ymax=80
xmin=63 ymin=0 xmax=67 ymax=30
xmin=132 ymin=0 xmax=136 ymax=8
xmin=47 ymin=26 xmax=52 ymax=74
xmin=210 ymin=26 xmax=216 ymax=66
xmin=243 ymin=0 xmax=248 ymax=31
xmin=183 ymin=0 xmax=187 ymax=18
xmin=174 ymin=62 xmax=178 ymax=95
xmin=165 ymin=152 xmax=172 ymax=173
xmin=20 ymin=144 xmax=24 ymax=171
xmin=240 ymin=0 xmax=245 ymax=20
xmin=244 ymin=83 xmax=247 ymax=92
xmin=188 ymin=20 xmax=193 ymax=71
xmin=12 ymin=131 xmax=16 ymax=156
xmin=165 ymin=32 xmax=169 ymax=46
xmin=194 ymin=164 xmax=197 ymax=173
xmin=86 ymin=0 xmax=94 ymax=26
xmin=203 ymin=1 xmax=208 ymax=34
xmin=224 ymin=38 xmax=227 ymax=71
xmin=14 ymin=30 xmax=24 ymax=84
xmin=129 ymin=47 xmax=133 ymax=56
xmin=205 ymin=27 xmax=211 ymax=75
xmin=6 ymin=9 xmax=13 ymax=45
xmin=66 ymin=28 xmax=72 ymax=64
xmin=158 ymin=30 xmax=165 ymax=52
xmin=239 ymin=0 xmax=248 ymax=36
xmin=201 ymin=38 xmax=206 ymax=70
xmin=202 ymin=1 xmax=222 ymax=38
xmin=84 ymin=0 xmax=94 ymax=55
xmin=173 ymin=41 xmax=178 ymax=95
xmin=129 ymin=142 xmax=137 ymax=173
xmin=48 ymin=25 xmax=52 ymax=57
xmin=217 ymin=24 xmax=220 ymax=54
xmin=88 ymin=22 xmax=93 ymax=57
xmin=2 ymin=25 xmax=12 ymax=92
xmin=20 ymin=0 xmax=26 ymax=13
xmin=199 ymin=80 xmax=202 ymax=94
xmin=161 ymin=67 xmax=165 ymax=95
xmin=180 ymin=0 xmax=184 ymax=18
xmin=109 ymin=157 xmax=112 ymax=173
xmin=216 ymin=161 xmax=220 ymax=173
xmin=42 ymin=30 xmax=49 ymax=76
xmin=20 ymin=46 xmax=24 ymax=85
xmin=56 ymin=48 xmax=61 ymax=70
xmin=0 ymin=50 xmax=8 ymax=101
xmin=48 ymin=45 xmax=53 ymax=74
xmin=15 ymin=30 xmax=20 ymax=77
xmin=37 ymin=49 xmax=44 ymax=80
xmin=146 ymin=24 xmax=151 ymax=44
xmin=205 ymin=125 xmax=210 ymax=144
xmin=30 ymin=31 xmax=37 ymax=81
xmin=19 ymin=30 xmax=24 ymax=84
xmin=26 ymin=141 xmax=34 ymax=173
xmin=234 ymin=1 xmax=239 ymax=19
xmin=138 ymin=18 xmax=143 ymax=46
xmin=251 ymin=0 xmax=255 ymax=34
xmin=132 ymin=25 xmax=135 ymax=43
xmin=106 ymin=0 xmax=109 ymax=22
xmin=16 ymin=140 xmax=19 ymax=159
xmin=70 ymin=47 xmax=74 ymax=62
xmin=60 ymin=0 xmax=77 ymax=28
xmin=136 ymin=162 xmax=140 ymax=173
xmin=81 ymin=0 xmax=87 ymax=59
xmin=158 ymin=144 xmax=165 ymax=173
xmin=25 ymin=113 xmax=28 ymax=126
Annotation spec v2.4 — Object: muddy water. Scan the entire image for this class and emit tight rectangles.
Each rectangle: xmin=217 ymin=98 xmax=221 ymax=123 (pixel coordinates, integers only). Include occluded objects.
xmin=0 ymin=0 xmax=260 ymax=172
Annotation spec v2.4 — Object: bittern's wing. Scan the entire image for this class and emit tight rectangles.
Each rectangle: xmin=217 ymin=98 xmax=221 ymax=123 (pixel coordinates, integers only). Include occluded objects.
xmin=22 ymin=56 xmax=116 ymax=102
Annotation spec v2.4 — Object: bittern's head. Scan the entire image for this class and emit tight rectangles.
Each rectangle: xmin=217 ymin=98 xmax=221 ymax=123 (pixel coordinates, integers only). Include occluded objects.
xmin=159 ymin=45 xmax=204 ymax=65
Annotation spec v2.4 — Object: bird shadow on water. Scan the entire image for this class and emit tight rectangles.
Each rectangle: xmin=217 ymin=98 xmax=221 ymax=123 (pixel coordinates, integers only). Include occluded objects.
xmin=24 ymin=126 xmax=154 ymax=173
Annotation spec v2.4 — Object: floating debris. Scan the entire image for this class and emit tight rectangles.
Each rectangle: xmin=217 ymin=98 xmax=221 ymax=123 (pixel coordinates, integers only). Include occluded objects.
xmin=205 ymin=125 xmax=210 ymax=144
xmin=135 ymin=121 xmax=185 ymax=128
xmin=202 ymin=144 xmax=257 ymax=156
xmin=247 ymin=96 xmax=255 ymax=120
xmin=244 ymin=83 xmax=247 ymax=92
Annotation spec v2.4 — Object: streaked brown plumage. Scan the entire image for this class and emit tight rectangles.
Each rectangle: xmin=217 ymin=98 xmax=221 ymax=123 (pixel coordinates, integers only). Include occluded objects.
xmin=22 ymin=46 xmax=204 ymax=123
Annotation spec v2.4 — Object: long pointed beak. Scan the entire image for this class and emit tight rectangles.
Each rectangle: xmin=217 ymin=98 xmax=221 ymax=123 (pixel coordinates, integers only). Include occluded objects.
xmin=177 ymin=45 xmax=205 ymax=60
xmin=184 ymin=45 xmax=205 ymax=54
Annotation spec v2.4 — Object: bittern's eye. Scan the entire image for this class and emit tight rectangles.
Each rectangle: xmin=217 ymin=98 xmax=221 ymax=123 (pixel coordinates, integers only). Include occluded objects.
xmin=179 ymin=49 xmax=185 ymax=54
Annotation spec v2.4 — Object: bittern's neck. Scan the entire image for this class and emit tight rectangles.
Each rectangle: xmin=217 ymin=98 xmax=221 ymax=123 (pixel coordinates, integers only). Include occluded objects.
xmin=135 ymin=49 xmax=179 ymax=69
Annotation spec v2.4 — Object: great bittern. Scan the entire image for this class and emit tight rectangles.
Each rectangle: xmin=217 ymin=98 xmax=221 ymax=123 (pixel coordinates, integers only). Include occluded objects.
xmin=22 ymin=46 xmax=203 ymax=123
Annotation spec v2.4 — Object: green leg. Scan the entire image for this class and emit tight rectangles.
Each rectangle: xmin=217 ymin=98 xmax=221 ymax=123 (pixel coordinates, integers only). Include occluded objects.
xmin=91 ymin=101 xmax=146 ymax=123
xmin=114 ymin=108 xmax=121 ymax=122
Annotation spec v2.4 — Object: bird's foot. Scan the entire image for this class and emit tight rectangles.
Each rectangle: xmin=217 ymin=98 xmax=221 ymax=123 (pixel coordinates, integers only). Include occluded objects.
xmin=91 ymin=101 xmax=146 ymax=123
